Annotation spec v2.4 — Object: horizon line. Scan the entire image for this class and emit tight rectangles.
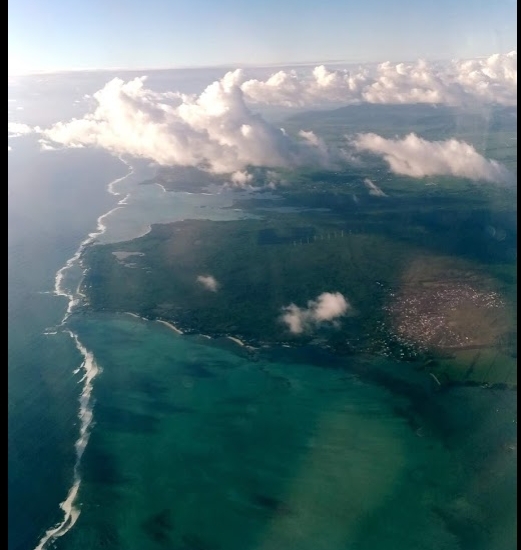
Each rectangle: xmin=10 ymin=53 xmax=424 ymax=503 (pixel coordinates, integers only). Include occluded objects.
xmin=8 ymin=50 xmax=516 ymax=78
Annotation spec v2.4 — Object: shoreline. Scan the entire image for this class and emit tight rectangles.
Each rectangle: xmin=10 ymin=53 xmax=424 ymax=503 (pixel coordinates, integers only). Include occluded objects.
xmin=78 ymin=305 xmax=518 ymax=393
xmin=226 ymin=335 xmax=256 ymax=349
xmin=99 ymin=309 xmax=518 ymax=393
xmin=156 ymin=319 xmax=184 ymax=335
xmin=35 ymin=157 xmax=136 ymax=550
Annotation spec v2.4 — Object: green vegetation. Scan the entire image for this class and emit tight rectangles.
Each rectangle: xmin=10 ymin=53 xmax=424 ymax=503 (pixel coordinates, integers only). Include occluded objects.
xmin=82 ymin=216 xmax=409 ymax=344
xmin=81 ymin=207 xmax=516 ymax=386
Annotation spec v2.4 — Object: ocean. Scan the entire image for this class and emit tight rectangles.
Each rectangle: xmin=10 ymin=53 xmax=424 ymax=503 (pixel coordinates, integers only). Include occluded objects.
xmin=8 ymin=133 xmax=249 ymax=550
xmin=8 ymin=140 xmax=127 ymax=550
xmin=8 ymin=75 xmax=516 ymax=550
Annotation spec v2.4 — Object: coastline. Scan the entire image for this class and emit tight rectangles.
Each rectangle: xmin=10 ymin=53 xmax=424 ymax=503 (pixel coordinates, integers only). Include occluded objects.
xmin=34 ymin=157 xmax=136 ymax=550
xmin=156 ymin=319 xmax=184 ymax=335
xmin=79 ymin=302 xmax=518 ymax=394
xmin=99 ymin=309 xmax=517 ymax=396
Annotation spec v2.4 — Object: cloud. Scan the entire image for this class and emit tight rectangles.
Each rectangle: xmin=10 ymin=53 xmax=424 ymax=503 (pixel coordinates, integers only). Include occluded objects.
xmin=39 ymin=139 xmax=59 ymax=151
xmin=41 ymin=72 xmax=329 ymax=175
xmin=230 ymin=170 xmax=254 ymax=187
xmin=281 ymin=292 xmax=350 ymax=334
xmin=240 ymin=52 xmax=517 ymax=107
xmin=363 ymin=178 xmax=387 ymax=197
xmin=352 ymin=133 xmax=512 ymax=184
xmin=241 ymin=65 xmax=369 ymax=107
xmin=451 ymin=52 xmax=518 ymax=106
xmin=197 ymin=275 xmax=219 ymax=292
xmin=8 ymin=122 xmax=34 ymax=137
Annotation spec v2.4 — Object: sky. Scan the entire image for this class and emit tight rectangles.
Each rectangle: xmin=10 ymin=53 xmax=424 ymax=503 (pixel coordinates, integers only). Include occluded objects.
xmin=8 ymin=0 xmax=517 ymax=74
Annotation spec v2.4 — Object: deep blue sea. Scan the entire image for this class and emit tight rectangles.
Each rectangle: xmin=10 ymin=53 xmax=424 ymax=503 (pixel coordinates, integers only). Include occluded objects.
xmin=8 ymin=73 xmax=516 ymax=550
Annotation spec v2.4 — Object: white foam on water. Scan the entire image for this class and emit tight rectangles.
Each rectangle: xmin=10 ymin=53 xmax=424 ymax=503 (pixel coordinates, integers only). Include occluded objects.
xmin=35 ymin=158 xmax=133 ymax=549
xmin=53 ymin=160 xmax=134 ymax=320
xmin=34 ymin=331 xmax=100 ymax=550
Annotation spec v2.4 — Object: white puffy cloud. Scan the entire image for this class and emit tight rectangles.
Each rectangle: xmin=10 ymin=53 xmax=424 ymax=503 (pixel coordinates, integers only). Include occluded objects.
xmin=312 ymin=292 xmax=350 ymax=321
xmin=281 ymin=292 xmax=350 ymax=334
xmin=352 ymin=133 xmax=512 ymax=183
xmin=41 ymin=72 xmax=328 ymax=175
xmin=452 ymin=52 xmax=517 ymax=106
xmin=241 ymin=66 xmax=370 ymax=107
xmin=8 ymin=122 xmax=34 ymax=137
xmin=28 ymin=53 xmax=515 ymax=184
xmin=39 ymin=139 xmax=59 ymax=151
xmin=240 ymin=52 xmax=517 ymax=107
xmin=197 ymin=275 xmax=219 ymax=292
xmin=230 ymin=170 xmax=254 ymax=187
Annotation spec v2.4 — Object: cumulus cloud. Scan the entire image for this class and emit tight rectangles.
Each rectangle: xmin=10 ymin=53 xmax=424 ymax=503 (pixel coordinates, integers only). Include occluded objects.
xmin=241 ymin=65 xmax=369 ymax=107
xmin=41 ymin=72 xmax=328 ymax=175
xmin=197 ymin=275 xmax=219 ymax=292
xmin=281 ymin=292 xmax=350 ymax=334
xmin=8 ymin=122 xmax=34 ymax=137
xmin=352 ymin=133 xmax=512 ymax=184
xmin=230 ymin=170 xmax=254 ymax=187
xmin=39 ymin=139 xmax=59 ymax=151
xmin=240 ymin=51 xmax=517 ymax=107
xmin=363 ymin=178 xmax=387 ymax=196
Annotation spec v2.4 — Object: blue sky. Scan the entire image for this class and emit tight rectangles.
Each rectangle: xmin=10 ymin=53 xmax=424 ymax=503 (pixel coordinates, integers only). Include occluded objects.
xmin=8 ymin=0 xmax=517 ymax=74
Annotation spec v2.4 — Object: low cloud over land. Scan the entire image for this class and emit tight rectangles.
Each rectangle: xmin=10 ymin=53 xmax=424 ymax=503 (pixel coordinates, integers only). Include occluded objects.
xmin=281 ymin=292 xmax=350 ymax=334
xmin=40 ymin=72 xmax=328 ymax=175
xmin=17 ymin=51 xmax=514 ymax=184
xmin=363 ymin=178 xmax=387 ymax=196
xmin=353 ymin=133 xmax=512 ymax=183
xmin=197 ymin=275 xmax=219 ymax=292
xmin=241 ymin=51 xmax=517 ymax=107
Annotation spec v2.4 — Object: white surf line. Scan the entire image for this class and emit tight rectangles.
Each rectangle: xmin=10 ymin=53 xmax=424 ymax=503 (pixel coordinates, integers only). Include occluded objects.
xmin=227 ymin=336 xmax=246 ymax=347
xmin=35 ymin=158 xmax=134 ymax=550
xmin=156 ymin=319 xmax=184 ymax=335
xmin=54 ymin=159 xmax=134 ymax=321
xmin=226 ymin=335 xmax=257 ymax=350
xmin=125 ymin=311 xmax=147 ymax=320
xmin=34 ymin=331 xmax=100 ymax=550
